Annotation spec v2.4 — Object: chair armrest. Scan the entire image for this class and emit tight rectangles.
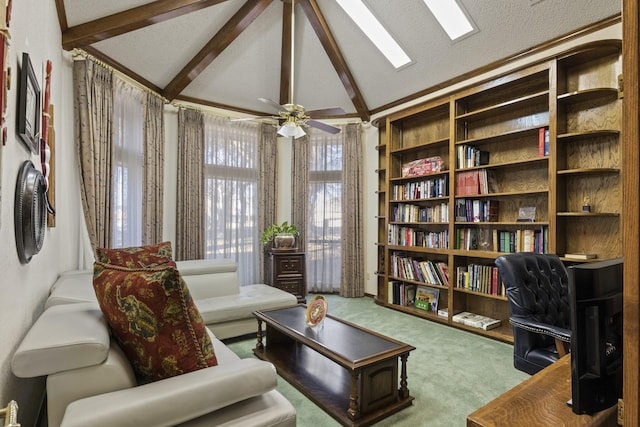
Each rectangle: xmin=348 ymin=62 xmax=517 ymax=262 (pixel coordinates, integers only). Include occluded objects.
xmin=60 ymin=359 xmax=278 ymax=427
xmin=509 ymin=316 xmax=571 ymax=342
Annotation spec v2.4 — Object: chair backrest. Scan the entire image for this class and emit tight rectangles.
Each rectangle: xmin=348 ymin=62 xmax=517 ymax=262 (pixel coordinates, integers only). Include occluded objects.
xmin=495 ymin=252 xmax=570 ymax=329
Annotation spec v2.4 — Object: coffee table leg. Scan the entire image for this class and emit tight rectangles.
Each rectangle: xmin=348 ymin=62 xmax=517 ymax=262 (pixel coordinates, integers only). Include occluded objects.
xmin=256 ymin=318 xmax=264 ymax=352
xmin=399 ymin=353 xmax=410 ymax=399
xmin=348 ymin=370 xmax=360 ymax=420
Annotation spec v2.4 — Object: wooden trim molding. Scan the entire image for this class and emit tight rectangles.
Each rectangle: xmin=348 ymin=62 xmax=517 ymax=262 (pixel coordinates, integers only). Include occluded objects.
xmin=622 ymin=0 xmax=639 ymax=424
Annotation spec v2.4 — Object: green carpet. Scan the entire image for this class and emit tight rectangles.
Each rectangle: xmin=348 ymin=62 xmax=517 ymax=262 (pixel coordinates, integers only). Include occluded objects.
xmin=224 ymin=294 xmax=529 ymax=426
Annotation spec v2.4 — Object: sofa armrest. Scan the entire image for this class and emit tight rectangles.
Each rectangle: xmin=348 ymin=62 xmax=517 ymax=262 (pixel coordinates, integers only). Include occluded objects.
xmin=509 ymin=316 xmax=571 ymax=342
xmin=60 ymin=359 xmax=278 ymax=427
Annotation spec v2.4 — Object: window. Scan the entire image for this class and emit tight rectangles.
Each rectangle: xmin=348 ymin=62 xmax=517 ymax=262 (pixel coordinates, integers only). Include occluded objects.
xmin=203 ymin=116 xmax=260 ymax=285
xmin=307 ymin=130 xmax=343 ymax=292
xmin=111 ymin=81 xmax=144 ymax=248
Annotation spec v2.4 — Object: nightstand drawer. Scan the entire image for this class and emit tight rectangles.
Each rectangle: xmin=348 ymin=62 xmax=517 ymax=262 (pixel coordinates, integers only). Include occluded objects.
xmin=278 ymin=278 xmax=303 ymax=294
xmin=275 ymin=256 xmax=304 ymax=274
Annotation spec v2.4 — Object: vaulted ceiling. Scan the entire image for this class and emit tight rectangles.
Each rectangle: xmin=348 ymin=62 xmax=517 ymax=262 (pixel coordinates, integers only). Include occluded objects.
xmin=55 ymin=0 xmax=621 ymax=122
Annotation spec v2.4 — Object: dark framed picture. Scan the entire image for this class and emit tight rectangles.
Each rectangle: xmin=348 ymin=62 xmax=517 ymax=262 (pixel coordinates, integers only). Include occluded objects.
xmin=17 ymin=52 xmax=40 ymax=154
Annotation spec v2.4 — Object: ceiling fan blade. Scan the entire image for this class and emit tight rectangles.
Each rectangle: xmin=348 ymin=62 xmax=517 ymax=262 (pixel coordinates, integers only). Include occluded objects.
xmin=306 ymin=120 xmax=341 ymax=134
xmin=306 ymin=107 xmax=346 ymax=117
xmin=258 ymin=97 xmax=288 ymax=113
xmin=230 ymin=117 xmax=261 ymax=122
xmin=230 ymin=116 xmax=278 ymax=124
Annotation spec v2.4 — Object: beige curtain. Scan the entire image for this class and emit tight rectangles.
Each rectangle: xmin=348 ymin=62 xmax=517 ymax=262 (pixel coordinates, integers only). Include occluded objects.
xmin=142 ymin=93 xmax=165 ymax=244
xmin=176 ymin=108 xmax=205 ymax=260
xmin=291 ymin=135 xmax=309 ymax=251
xmin=340 ymin=124 xmax=364 ymax=297
xmin=258 ymin=124 xmax=278 ymax=282
xmin=73 ymin=59 xmax=114 ymax=254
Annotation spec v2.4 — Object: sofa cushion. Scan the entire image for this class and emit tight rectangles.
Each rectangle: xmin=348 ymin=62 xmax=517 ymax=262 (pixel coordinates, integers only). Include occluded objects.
xmin=92 ymin=262 xmax=218 ymax=382
xmin=196 ymin=284 xmax=298 ymax=324
xmin=11 ymin=302 xmax=110 ymax=378
xmin=96 ymin=242 xmax=175 ymax=269
xmin=46 ymin=270 xmax=96 ymax=308
xmin=176 ymin=259 xmax=239 ymax=300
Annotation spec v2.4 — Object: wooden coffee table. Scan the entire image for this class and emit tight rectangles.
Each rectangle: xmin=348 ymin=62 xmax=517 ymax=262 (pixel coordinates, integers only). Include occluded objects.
xmin=253 ymin=305 xmax=415 ymax=427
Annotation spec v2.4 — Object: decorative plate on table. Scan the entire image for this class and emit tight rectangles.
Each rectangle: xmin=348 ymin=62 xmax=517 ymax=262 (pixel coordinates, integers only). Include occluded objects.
xmin=305 ymin=295 xmax=328 ymax=327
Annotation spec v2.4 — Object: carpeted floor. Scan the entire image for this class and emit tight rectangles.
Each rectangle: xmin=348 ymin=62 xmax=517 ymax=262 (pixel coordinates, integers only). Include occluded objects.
xmin=224 ymin=294 xmax=529 ymax=426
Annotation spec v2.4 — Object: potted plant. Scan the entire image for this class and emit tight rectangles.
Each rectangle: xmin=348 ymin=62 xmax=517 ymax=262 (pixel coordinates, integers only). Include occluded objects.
xmin=260 ymin=221 xmax=300 ymax=250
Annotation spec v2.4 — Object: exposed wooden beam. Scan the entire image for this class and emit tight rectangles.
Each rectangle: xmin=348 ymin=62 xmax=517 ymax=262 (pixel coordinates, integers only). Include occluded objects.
xmin=163 ymin=0 xmax=274 ymax=101
xmin=54 ymin=0 xmax=68 ymax=32
xmin=62 ymin=0 xmax=228 ymax=50
xmin=299 ymin=0 xmax=369 ymax=122
xmin=279 ymin=1 xmax=292 ymax=105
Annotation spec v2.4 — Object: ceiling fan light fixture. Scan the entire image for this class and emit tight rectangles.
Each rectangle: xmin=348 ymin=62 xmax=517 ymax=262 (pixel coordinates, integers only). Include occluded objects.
xmin=277 ymin=119 xmax=306 ymax=139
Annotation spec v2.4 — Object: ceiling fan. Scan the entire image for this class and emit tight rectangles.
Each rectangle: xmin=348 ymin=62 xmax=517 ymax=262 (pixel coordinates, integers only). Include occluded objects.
xmin=235 ymin=1 xmax=345 ymax=139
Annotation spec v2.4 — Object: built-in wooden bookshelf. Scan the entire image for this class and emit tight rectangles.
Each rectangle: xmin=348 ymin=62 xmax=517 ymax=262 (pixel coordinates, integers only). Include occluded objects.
xmin=374 ymin=40 xmax=622 ymax=344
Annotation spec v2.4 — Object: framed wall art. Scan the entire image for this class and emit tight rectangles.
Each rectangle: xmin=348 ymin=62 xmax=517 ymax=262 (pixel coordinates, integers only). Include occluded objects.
xmin=17 ymin=52 xmax=40 ymax=154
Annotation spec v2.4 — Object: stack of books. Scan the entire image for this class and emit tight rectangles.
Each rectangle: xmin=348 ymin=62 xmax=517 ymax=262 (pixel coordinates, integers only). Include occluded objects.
xmin=452 ymin=311 xmax=502 ymax=331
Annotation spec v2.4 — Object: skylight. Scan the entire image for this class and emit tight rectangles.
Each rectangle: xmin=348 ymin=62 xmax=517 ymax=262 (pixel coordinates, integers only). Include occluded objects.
xmin=335 ymin=0 xmax=412 ymax=69
xmin=422 ymin=0 xmax=474 ymax=41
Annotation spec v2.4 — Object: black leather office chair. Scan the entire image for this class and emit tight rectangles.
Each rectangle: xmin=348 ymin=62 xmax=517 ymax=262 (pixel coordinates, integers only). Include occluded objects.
xmin=495 ymin=252 xmax=571 ymax=375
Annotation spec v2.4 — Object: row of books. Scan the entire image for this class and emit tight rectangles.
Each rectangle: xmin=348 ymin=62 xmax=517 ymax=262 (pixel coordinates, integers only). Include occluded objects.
xmin=456 ymin=169 xmax=495 ymax=196
xmin=388 ymin=225 xmax=449 ymax=248
xmin=389 ymin=253 xmax=449 ymax=286
xmin=452 ymin=311 xmax=502 ymax=331
xmin=456 ymin=144 xmax=489 ymax=169
xmin=455 ymin=199 xmax=499 ymax=222
xmin=495 ymin=228 xmax=548 ymax=253
xmin=455 ymin=264 xmax=505 ymax=296
xmin=454 ymin=226 xmax=548 ymax=253
xmin=392 ymin=202 xmax=449 ymax=223
xmin=392 ymin=175 xmax=449 ymax=201
xmin=388 ymin=281 xmax=417 ymax=306
xmin=388 ymin=282 xmax=441 ymax=314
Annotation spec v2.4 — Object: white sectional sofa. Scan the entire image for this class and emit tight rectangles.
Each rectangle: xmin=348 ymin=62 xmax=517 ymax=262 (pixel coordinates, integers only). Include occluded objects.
xmin=45 ymin=258 xmax=298 ymax=339
xmin=12 ymin=259 xmax=298 ymax=427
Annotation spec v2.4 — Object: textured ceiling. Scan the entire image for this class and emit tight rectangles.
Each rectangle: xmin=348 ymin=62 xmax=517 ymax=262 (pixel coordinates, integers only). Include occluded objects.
xmin=57 ymin=0 xmax=621 ymax=121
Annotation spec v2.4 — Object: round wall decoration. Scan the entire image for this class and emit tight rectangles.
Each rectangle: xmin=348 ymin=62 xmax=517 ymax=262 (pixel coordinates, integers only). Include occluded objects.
xmin=14 ymin=160 xmax=47 ymax=264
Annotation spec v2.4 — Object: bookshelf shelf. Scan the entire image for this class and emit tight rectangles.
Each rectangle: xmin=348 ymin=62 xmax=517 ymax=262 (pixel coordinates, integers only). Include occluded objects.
xmin=389 ymin=172 xmax=449 ymax=183
xmin=455 ymin=91 xmax=549 ymax=121
xmin=556 ymin=167 xmax=619 ymax=175
xmin=455 ymin=126 xmax=543 ymax=147
xmin=454 ymin=189 xmax=549 ymax=198
xmin=556 ymin=212 xmax=619 ymax=217
xmin=374 ymin=39 xmax=622 ymax=345
xmin=453 ymin=287 xmax=508 ymax=301
xmin=557 ymin=87 xmax=619 ymax=104
xmin=455 ymin=157 xmax=548 ymax=172
xmin=556 ymin=129 xmax=619 ymax=141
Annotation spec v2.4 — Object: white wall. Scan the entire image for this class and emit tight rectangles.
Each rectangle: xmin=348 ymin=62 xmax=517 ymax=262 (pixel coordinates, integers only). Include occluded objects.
xmin=0 ymin=0 xmax=81 ymax=424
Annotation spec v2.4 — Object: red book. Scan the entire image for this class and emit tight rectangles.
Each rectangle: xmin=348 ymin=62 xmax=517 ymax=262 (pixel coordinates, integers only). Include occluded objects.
xmin=538 ymin=127 xmax=545 ymax=157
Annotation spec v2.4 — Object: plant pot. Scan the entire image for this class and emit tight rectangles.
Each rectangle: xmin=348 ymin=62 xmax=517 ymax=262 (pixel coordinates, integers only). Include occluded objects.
xmin=273 ymin=233 xmax=296 ymax=250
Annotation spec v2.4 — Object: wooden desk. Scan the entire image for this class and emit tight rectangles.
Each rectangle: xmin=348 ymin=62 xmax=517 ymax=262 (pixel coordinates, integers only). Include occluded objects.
xmin=467 ymin=355 xmax=618 ymax=427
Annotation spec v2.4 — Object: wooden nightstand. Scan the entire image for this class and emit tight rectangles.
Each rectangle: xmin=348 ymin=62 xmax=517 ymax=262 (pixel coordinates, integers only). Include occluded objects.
xmin=269 ymin=250 xmax=306 ymax=303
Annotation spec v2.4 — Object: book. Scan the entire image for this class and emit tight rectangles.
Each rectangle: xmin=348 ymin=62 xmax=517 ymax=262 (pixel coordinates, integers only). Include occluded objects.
xmin=452 ymin=311 xmax=502 ymax=330
xmin=452 ymin=311 xmax=475 ymax=324
xmin=415 ymin=286 xmax=439 ymax=312
xmin=466 ymin=314 xmax=502 ymax=331
xmin=538 ymin=127 xmax=549 ymax=157
xmin=564 ymin=253 xmax=597 ymax=260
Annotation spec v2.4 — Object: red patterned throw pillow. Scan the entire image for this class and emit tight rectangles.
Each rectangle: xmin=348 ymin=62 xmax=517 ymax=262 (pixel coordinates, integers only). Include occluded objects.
xmin=93 ymin=262 xmax=217 ymax=382
xmin=96 ymin=241 xmax=175 ymax=269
